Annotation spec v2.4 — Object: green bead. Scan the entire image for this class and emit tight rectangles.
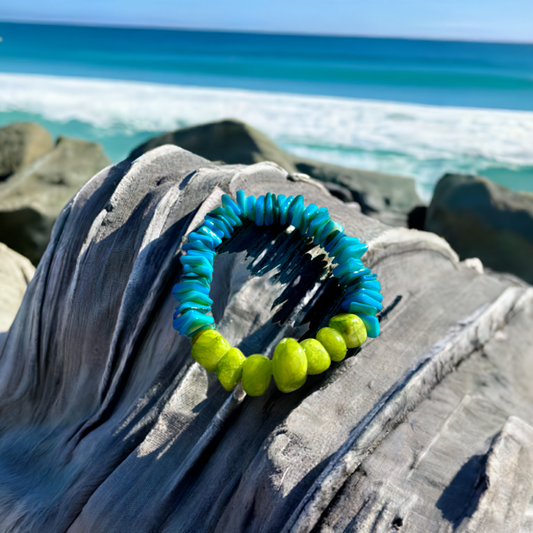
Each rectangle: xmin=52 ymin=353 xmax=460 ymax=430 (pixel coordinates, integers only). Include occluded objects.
xmin=272 ymin=338 xmax=308 ymax=393
xmin=300 ymin=338 xmax=331 ymax=375
xmin=316 ymin=327 xmax=347 ymax=362
xmin=242 ymin=355 xmax=272 ymax=396
xmin=328 ymin=313 xmax=367 ymax=349
xmin=216 ymin=347 xmax=246 ymax=391
xmin=191 ymin=330 xmax=231 ymax=372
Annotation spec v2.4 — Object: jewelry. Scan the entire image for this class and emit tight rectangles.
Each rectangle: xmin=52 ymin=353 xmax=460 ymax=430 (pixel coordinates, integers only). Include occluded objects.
xmin=172 ymin=191 xmax=382 ymax=396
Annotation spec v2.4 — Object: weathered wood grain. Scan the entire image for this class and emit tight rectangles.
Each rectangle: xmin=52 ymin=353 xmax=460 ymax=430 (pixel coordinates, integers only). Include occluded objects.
xmin=0 ymin=145 xmax=531 ymax=533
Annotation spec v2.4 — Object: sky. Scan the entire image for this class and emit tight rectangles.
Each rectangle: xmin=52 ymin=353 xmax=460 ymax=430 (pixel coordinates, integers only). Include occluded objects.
xmin=1 ymin=0 xmax=533 ymax=43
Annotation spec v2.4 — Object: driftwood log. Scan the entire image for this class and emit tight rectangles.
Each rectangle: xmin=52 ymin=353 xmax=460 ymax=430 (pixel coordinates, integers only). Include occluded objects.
xmin=0 ymin=146 xmax=532 ymax=532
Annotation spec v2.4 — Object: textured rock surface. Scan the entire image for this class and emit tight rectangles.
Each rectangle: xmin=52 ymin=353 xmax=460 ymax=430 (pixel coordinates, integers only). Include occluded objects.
xmin=0 ymin=243 xmax=35 ymax=333
xmin=0 ymin=122 xmax=55 ymax=180
xmin=0 ymin=146 xmax=531 ymax=532
xmin=0 ymin=135 xmax=111 ymax=264
xmin=130 ymin=119 xmax=422 ymax=226
xmin=426 ymin=173 xmax=533 ymax=284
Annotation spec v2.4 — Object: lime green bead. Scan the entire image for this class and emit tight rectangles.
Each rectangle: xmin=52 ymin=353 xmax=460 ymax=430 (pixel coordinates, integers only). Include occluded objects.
xmin=191 ymin=330 xmax=231 ymax=372
xmin=328 ymin=313 xmax=367 ymax=349
xmin=272 ymin=338 xmax=308 ymax=393
xmin=242 ymin=355 xmax=272 ymax=396
xmin=316 ymin=327 xmax=347 ymax=362
xmin=300 ymin=338 xmax=331 ymax=375
xmin=216 ymin=347 xmax=246 ymax=391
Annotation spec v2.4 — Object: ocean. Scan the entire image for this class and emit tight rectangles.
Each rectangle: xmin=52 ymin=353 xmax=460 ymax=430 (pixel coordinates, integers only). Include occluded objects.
xmin=1 ymin=21 xmax=532 ymax=200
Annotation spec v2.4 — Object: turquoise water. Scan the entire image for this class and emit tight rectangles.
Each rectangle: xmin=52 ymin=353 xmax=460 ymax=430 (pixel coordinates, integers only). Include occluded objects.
xmin=1 ymin=22 xmax=532 ymax=199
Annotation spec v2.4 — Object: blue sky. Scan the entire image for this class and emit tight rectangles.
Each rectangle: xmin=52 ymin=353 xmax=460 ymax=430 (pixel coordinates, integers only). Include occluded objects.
xmin=2 ymin=0 xmax=533 ymax=43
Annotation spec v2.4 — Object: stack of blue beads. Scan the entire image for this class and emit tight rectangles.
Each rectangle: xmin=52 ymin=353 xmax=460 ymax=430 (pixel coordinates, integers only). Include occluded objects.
xmin=172 ymin=190 xmax=382 ymax=339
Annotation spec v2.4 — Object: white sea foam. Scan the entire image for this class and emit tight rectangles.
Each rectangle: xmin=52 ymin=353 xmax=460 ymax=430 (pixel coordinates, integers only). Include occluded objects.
xmin=1 ymin=73 xmax=532 ymax=199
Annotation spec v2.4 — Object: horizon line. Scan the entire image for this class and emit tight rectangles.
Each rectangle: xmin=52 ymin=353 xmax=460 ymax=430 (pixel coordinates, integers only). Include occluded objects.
xmin=1 ymin=17 xmax=532 ymax=46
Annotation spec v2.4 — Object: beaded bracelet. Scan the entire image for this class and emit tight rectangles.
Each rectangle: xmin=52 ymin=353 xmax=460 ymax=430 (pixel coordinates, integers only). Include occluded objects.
xmin=172 ymin=190 xmax=383 ymax=396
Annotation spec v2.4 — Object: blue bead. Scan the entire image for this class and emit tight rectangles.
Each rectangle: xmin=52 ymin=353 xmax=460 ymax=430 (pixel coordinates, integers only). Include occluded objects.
xmin=205 ymin=215 xmax=232 ymax=239
xmin=202 ymin=220 xmax=226 ymax=240
xmin=298 ymin=204 xmax=318 ymax=234
xmin=347 ymin=291 xmax=383 ymax=311
xmin=324 ymin=231 xmax=345 ymax=253
xmin=357 ymin=279 xmax=381 ymax=292
xmin=289 ymin=197 xmax=305 ymax=228
xmin=183 ymin=264 xmax=213 ymax=282
xmin=345 ymin=287 xmax=383 ymax=303
xmin=236 ymin=190 xmax=246 ymax=214
xmin=181 ymin=273 xmax=211 ymax=288
xmin=343 ymin=301 xmax=378 ymax=316
xmin=174 ymin=301 xmax=212 ymax=317
xmin=264 ymin=192 xmax=274 ymax=226
xmin=172 ymin=280 xmax=210 ymax=299
xmin=255 ymin=195 xmax=265 ymax=226
xmin=340 ymin=267 xmax=371 ymax=286
xmin=279 ymin=196 xmax=294 ymax=225
xmin=271 ymin=193 xmax=280 ymax=224
xmin=357 ymin=314 xmax=380 ymax=338
xmin=212 ymin=206 xmax=240 ymax=227
xmin=197 ymin=226 xmax=223 ymax=246
xmin=176 ymin=291 xmax=213 ymax=306
xmin=173 ymin=310 xmax=215 ymax=337
xmin=317 ymin=222 xmax=344 ymax=246
xmin=222 ymin=194 xmax=242 ymax=217
xmin=330 ymin=236 xmax=361 ymax=257
xmin=185 ymin=249 xmax=216 ymax=263
xmin=332 ymin=257 xmax=364 ymax=279
xmin=180 ymin=255 xmax=213 ymax=269
xmin=245 ymin=195 xmax=256 ymax=221
xmin=306 ymin=209 xmax=329 ymax=238
xmin=183 ymin=240 xmax=213 ymax=253
xmin=335 ymin=243 xmax=369 ymax=264
xmin=188 ymin=231 xmax=217 ymax=251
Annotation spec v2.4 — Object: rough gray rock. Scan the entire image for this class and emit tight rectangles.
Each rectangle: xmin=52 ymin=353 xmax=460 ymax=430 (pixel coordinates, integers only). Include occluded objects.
xmin=0 ymin=135 xmax=111 ymax=264
xmin=129 ymin=119 xmax=422 ymax=227
xmin=0 ymin=146 xmax=531 ymax=532
xmin=425 ymin=173 xmax=533 ymax=284
xmin=0 ymin=122 xmax=55 ymax=180
xmin=0 ymin=243 xmax=35 ymax=333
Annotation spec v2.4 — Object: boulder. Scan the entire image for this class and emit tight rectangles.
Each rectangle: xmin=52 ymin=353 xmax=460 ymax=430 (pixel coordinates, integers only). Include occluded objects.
xmin=0 ymin=146 xmax=532 ymax=532
xmin=0 ymin=122 xmax=55 ymax=180
xmin=0 ymin=243 xmax=34 ymax=333
xmin=129 ymin=119 xmax=422 ymax=226
xmin=425 ymin=173 xmax=533 ymax=284
xmin=0 ymin=136 xmax=111 ymax=264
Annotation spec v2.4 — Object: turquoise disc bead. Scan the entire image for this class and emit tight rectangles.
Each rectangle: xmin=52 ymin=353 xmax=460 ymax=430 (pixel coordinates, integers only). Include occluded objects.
xmin=299 ymin=204 xmax=318 ymax=235
xmin=306 ymin=209 xmax=329 ymax=238
xmin=357 ymin=313 xmax=380 ymax=338
xmin=357 ymin=279 xmax=381 ymax=291
xmin=205 ymin=215 xmax=233 ymax=238
xmin=279 ymin=196 xmax=294 ymax=225
xmin=245 ymin=195 xmax=256 ymax=220
xmin=340 ymin=267 xmax=371 ymax=286
xmin=325 ymin=231 xmax=345 ymax=253
xmin=172 ymin=280 xmax=210 ymax=298
xmin=177 ymin=291 xmax=213 ymax=306
xmin=289 ymin=197 xmax=305 ymax=228
xmin=236 ymin=190 xmax=246 ymax=214
xmin=333 ymin=258 xmax=364 ymax=279
xmin=345 ymin=301 xmax=378 ymax=316
xmin=336 ymin=243 xmax=369 ymax=263
xmin=345 ymin=289 xmax=382 ymax=310
xmin=264 ymin=192 xmax=274 ymax=226
xmin=197 ymin=226 xmax=223 ymax=246
xmin=255 ymin=195 xmax=265 ymax=226
xmin=188 ymin=231 xmax=217 ymax=251
xmin=221 ymin=194 xmax=242 ymax=217
xmin=173 ymin=310 xmax=214 ymax=336
xmin=174 ymin=300 xmax=211 ymax=317
xmin=202 ymin=220 xmax=225 ymax=240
